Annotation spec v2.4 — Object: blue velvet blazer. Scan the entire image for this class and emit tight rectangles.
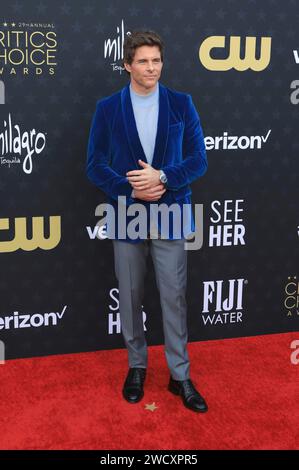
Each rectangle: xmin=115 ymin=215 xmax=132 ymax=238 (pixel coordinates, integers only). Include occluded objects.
xmin=86 ymin=81 xmax=208 ymax=243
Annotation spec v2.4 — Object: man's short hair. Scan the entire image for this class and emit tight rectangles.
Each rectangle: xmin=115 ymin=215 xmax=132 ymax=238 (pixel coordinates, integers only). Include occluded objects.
xmin=123 ymin=30 xmax=164 ymax=68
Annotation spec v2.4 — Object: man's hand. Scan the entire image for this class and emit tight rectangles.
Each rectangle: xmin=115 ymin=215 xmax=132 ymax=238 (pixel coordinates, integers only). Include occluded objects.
xmin=127 ymin=159 xmax=160 ymax=190
xmin=133 ymin=183 xmax=166 ymax=201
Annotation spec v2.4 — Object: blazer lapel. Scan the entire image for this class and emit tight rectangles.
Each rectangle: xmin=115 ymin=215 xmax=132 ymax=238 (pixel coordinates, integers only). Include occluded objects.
xmin=152 ymin=82 xmax=169 ymax=170
xmin=121 ymin=81 xmax=169 ymax=169
xmin=121 ymin=82 xmax=147 ymax=167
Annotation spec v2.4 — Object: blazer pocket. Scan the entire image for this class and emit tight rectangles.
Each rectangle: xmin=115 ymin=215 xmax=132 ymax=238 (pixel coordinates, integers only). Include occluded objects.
xmin=173 ymin=185 xmax=192 ymax=201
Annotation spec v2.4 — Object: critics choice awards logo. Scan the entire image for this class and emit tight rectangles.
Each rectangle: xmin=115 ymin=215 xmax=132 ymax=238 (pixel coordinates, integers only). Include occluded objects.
xmin=0 ymin=21 xmax=57 ymax=76
xmin=284 ymin=276 xmax=299 ymax=318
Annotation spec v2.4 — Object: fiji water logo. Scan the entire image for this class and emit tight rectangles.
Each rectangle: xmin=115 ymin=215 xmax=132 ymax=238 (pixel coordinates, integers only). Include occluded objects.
xmin=201 ymin=278 xmax=247 ymax=325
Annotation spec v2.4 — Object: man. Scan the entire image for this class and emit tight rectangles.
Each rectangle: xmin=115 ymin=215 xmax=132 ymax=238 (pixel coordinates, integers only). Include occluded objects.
xmin=87 ymin=30 xmax=208 ymax=412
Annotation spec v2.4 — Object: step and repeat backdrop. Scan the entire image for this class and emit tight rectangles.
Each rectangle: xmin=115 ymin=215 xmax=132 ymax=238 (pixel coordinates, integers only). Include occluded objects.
xmin=0 ymin=0 xmax=298 ymax=360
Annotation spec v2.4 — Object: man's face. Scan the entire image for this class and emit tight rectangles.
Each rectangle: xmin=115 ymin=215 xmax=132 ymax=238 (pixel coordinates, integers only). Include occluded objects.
xmin=124 ymin=45 xmax=163 ymax=93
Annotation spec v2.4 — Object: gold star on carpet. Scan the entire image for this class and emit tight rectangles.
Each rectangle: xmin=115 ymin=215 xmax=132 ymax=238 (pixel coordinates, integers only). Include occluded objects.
xmin=145 ymin=402 xmax=158 ymax=412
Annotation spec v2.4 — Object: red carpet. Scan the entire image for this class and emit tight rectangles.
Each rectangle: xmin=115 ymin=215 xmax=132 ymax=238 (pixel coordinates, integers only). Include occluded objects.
xmin=0 ymin=332 xmax=298 ymax=450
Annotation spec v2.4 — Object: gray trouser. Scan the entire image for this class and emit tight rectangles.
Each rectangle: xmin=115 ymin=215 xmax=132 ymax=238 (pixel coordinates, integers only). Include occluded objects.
xmin=112 ymin=238 xmax=190 ymax=380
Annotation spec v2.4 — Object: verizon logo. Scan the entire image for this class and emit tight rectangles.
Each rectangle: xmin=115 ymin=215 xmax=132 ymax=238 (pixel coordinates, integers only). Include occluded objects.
xmin=0 ymin=305 xmax=67 ymax=330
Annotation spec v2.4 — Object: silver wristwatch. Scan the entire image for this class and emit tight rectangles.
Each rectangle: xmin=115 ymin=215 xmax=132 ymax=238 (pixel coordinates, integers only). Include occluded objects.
xmin=159 ymin=170 xmax=168 ymax=185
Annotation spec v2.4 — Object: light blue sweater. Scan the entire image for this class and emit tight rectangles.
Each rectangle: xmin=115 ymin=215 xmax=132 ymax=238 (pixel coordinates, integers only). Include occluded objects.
xmin=129 ymin=82 xmax=159 ymax=166
xmin=129 ymin=83 xmax=159 ymax=200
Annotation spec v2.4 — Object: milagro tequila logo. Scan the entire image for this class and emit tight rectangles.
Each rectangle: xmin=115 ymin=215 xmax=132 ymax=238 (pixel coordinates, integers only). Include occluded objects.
xmin=201 ymin=278 xmax=247 ymax=325
xmin=0 ymin=113 xmax=46 ymax=174
xmin=290 ymin=48 xmax=299 ymax=105
xmin=104 ymin=19 xmax=131 ymax=74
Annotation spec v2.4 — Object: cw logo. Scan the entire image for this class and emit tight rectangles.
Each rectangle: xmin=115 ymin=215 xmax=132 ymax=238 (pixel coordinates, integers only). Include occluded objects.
xmin=199 ymin=36 xmax=272 ymax=71
xmin=0 ymin=216 xmax=61 ymax=253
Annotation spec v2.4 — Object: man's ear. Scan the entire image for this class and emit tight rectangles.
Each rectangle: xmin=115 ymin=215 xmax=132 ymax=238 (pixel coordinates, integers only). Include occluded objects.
xmin=124 ymin=62 xmax=131 ymax=73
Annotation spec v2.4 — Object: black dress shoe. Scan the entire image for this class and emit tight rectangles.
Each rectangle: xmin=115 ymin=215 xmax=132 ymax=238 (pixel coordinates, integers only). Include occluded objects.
xmin=168 ymin=377 xmax=208 ymax=413
xmin=122 ymin=367 xmax=146 ymax=403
